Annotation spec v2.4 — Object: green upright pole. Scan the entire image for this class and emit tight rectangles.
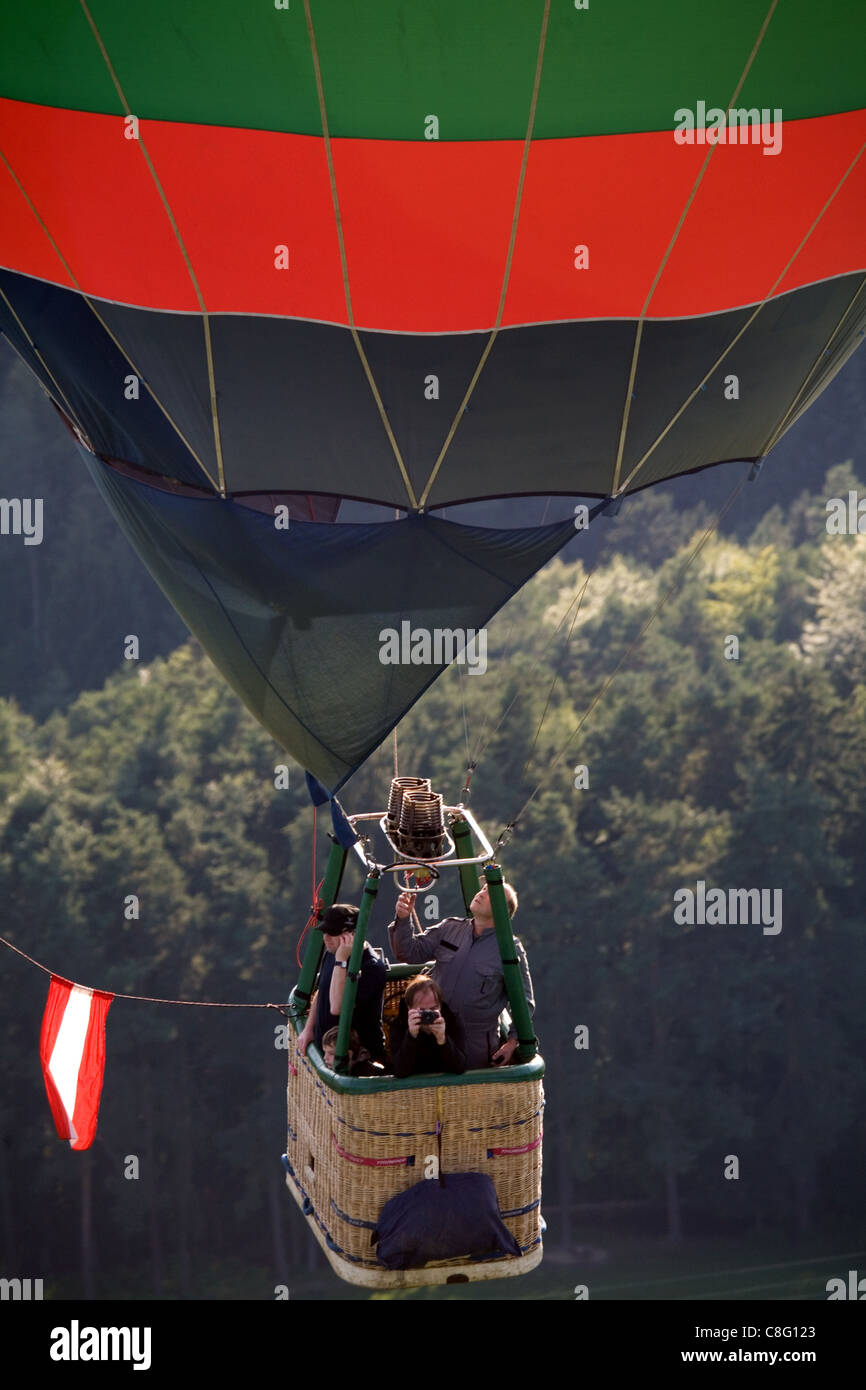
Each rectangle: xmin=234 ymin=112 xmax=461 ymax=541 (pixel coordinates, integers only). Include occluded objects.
xmin=292 ymin=840 xmax=347 ymax=1024
xmin=484 ymin=862 xmax=537 ymax=1063
xmin=452 ymin=815 xmax=482 ymax=914
xmin=334 ymin=870 xmax=380 ymax=1073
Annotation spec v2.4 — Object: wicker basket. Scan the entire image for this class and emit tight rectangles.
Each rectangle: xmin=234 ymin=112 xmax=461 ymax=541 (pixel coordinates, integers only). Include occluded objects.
xmin=284 ymin=991 xmax=544 ymax=1288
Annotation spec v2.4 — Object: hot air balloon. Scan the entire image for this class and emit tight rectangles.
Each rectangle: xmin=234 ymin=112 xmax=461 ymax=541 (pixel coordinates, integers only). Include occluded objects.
xmin=1 ymin=1 xmax=864 ymax=1286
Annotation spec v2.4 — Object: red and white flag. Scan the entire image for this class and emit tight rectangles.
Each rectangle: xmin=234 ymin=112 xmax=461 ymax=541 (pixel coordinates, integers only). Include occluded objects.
xmin=40 ymin=976 xmax=113 ymax=1151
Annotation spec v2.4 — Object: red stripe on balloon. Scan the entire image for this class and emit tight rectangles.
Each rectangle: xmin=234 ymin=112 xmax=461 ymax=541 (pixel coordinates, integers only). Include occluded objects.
xmin=0 ymin=98 xmax=863 ymax=327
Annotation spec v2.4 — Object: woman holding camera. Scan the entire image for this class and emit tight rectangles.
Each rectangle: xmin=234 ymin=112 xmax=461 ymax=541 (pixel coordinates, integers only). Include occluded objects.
xmin=389 ymin=977 xmax=466 ymax=1077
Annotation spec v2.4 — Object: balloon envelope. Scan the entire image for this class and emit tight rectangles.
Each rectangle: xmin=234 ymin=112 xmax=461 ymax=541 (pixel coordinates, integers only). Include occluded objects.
xmin=1 ymin=3 xmax=864 ymax=788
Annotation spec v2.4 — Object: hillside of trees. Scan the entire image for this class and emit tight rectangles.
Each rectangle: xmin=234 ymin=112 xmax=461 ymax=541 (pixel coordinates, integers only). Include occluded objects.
xmin=2 ymin=415 xmax=865 ymax=1295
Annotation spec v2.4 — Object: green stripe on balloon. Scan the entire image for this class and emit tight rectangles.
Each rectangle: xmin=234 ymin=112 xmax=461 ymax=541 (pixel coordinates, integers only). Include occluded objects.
xmin=0 ymin=0 xmax=863 ymax=138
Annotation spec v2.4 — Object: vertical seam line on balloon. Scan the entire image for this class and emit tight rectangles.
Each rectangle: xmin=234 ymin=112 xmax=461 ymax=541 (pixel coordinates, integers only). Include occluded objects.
xmin=610 ymin=0 xmax=781 ymax=496
xmin=759 ymin=273 xmax=866 ymax=457
xmin=303 ymin=0 xmax=418 ymax=511
xmin=617 ymin=139 xmax=866 ymax=495
xmin=78 ymin=0 xmax=227 ymax=497
xmin=0 ymin=144 xmax=220 ymax=493
xmin=0 ymin=282 xmax=83 ymax=426
xmin=417 ymin=0 xmax=551 ymax=511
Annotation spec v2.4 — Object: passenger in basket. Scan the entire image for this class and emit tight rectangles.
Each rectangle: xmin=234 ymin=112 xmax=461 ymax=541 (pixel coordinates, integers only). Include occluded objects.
xmin=388 ymin=976 xmax=466 ymax=1077
xmin=297 ymin=903 xmax=387 ymax=1063
xmin=388 ymin=881 xmax=534 ymax=1070
xmin=321 ymin=1026 xmax=385 ymax=1077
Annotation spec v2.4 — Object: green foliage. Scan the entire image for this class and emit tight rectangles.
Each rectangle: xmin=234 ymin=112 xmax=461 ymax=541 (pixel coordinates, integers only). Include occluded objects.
xmin=2 ymin=427 xmax=866 ymax=1290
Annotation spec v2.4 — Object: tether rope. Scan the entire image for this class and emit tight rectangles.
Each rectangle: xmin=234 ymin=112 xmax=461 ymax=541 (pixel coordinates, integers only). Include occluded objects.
xmin=0 ymin=934 xmax=286 ymax=1010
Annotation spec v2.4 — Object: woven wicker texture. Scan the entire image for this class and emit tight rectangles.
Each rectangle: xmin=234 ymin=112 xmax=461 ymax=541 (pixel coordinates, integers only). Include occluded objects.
xmin=286 ymin=1043 xmax=543 ymax=1270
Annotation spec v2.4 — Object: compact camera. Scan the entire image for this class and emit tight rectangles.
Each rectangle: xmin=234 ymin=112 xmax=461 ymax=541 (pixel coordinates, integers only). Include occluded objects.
xmin=418 ymin=1008 xmax=440 ymax=1025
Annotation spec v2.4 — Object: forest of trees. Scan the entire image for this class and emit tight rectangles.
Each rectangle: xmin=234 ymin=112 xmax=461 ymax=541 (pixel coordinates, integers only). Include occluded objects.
xmin=2 ymin=342 xmax=866 ymax=1295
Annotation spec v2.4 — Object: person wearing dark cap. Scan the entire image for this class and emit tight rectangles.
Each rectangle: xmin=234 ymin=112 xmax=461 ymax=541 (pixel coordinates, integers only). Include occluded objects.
xmin=296 ymin=903 xmax=387 ymax=1064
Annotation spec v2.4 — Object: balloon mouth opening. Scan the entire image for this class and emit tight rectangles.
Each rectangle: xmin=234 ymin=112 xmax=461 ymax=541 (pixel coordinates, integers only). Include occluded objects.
xmin=85 ymin=446 xmax=611 ymax=529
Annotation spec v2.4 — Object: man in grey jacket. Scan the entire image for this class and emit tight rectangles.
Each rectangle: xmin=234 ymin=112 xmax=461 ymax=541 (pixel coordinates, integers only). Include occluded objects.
xmin=388 ymin=881 xmax=534 ymax=1069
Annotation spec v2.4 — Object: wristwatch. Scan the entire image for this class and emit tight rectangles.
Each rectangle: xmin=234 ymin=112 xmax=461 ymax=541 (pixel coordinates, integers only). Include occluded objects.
xmin=334 ymin=961 xmax=349 ymax=970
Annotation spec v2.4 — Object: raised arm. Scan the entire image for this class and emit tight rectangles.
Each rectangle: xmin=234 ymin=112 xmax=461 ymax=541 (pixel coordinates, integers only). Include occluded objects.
xmin=387 ymin=890 xmax=446 ymax=964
